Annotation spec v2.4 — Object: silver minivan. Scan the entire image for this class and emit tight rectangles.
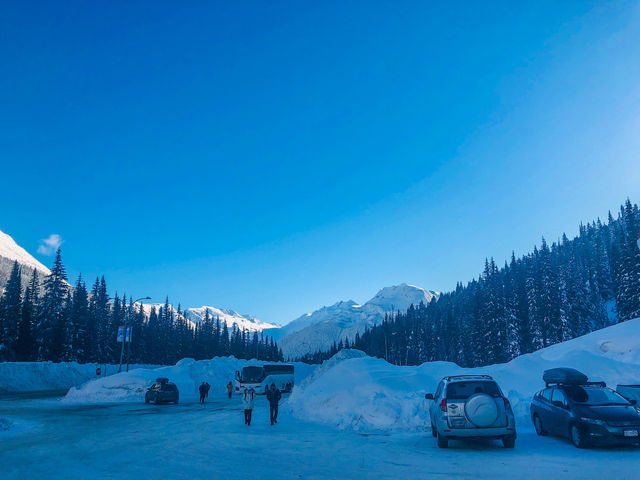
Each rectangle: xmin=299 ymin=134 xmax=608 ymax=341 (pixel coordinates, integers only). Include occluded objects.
xmin=425 ymin=374 xmax=516 ymax=448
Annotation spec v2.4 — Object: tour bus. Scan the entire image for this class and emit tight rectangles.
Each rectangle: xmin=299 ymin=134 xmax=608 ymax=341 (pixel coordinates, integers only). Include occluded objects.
xmin=235 ymin=364 xmax=295 ymax=394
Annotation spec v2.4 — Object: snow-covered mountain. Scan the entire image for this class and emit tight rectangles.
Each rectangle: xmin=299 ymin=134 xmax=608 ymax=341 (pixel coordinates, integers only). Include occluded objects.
xmin=276 ymin=284 xmax=438 ymax=359
xmin=0 ymin=228 xmax=51 ymax=292
xmin=135 ymin=303 xmax=279 ymax=333
xmin=185 ymin=306 xmax=280 ymax=333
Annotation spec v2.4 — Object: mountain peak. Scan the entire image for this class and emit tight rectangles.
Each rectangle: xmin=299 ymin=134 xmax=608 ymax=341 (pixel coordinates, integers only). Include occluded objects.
xmin=276 ymin=283 xmax=439 ymax=358
xmin=0 ymin=229 xmax=51 ymax=276
xmin=368 ymin=283 xmax=438 ymax=311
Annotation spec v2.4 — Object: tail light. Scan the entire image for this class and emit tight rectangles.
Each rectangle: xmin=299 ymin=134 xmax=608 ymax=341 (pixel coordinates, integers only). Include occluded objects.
xmin=503 ymin=397 xmax=511 ymax=408
xmin=439 ymin=399 xmax=448 ymax=413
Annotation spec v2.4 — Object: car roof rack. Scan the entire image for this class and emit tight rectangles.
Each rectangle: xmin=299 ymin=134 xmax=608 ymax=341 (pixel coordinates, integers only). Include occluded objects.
xmin=444 ymin=374 xmax=494 ymax=381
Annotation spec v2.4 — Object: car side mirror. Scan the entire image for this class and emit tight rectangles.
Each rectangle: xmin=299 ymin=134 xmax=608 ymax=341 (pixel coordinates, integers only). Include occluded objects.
xmin=628 ymin=399 xmax=637 ymax=406
xmin=425 ymin=393 xmax=434 ymax=400
xmin=552 ymin=400 xmax=565 ymax=408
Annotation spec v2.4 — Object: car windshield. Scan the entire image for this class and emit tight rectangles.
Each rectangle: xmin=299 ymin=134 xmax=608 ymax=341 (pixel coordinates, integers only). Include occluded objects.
xmin=565 ymin=387 xmax=630 ymax=406
xmin=617 ymin=386 xmax=640 ymax=403
xmin=446 ymin=381 xmax=501 ymax=400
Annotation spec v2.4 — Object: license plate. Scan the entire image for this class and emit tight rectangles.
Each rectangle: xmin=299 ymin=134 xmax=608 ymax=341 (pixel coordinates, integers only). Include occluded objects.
xmin=623 ymin=430 xmax=638 ymax=437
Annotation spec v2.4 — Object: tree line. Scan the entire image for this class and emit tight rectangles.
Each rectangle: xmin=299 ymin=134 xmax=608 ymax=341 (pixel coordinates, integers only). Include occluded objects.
xmin=300 ymin=199 xmax=640 ymax=366
xmin=0 ymin=252 xmax=283 ymax=364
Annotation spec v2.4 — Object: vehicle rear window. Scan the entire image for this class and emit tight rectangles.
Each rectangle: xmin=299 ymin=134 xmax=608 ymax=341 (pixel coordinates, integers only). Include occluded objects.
xmin=163 ymin=384 xmax=178 ymax=392
xmin=446 ymin=381 xmax=501 ymax=400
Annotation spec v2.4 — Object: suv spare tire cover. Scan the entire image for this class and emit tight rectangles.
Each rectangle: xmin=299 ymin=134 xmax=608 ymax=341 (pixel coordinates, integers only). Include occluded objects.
xmin=464 ymin=393 xmax=498 ymax=427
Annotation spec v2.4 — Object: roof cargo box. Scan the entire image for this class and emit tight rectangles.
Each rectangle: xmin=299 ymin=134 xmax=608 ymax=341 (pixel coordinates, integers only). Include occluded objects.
xmin=543 ymin=368 xmax=588 ymax=386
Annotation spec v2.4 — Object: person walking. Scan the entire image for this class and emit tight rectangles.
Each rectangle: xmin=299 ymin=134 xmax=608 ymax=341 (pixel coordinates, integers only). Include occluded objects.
xmin=199 ymin=382 xmax=207 ymax=403
xmin=243 ymin=388 xmax=255 ymax=426
xmin=266 ymin=383 xmax=282 ymax=426
xmin=204 ymin=382 xmax=210 ymax=400
xmin=226 ymin=381 xmax=233 ymax=399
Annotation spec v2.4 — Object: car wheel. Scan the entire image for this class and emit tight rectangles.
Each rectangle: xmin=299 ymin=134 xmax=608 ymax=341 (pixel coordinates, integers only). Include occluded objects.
xmin=145 ymin=395 xmax=149 ymax=404
xmin=175 ymin=397 xmax=179 ymax=404
xmin=570 ymin=424 xmax=587 ymax=449
xmin=431 ymin=423 xmax=437 ymax=437
xmin=437 ymin=433 xmax=448 ymax=448
xmin=533 ymin=415 xmax=547 ymax=436
xmin=502 ymin=435 xmax=516 ymax=448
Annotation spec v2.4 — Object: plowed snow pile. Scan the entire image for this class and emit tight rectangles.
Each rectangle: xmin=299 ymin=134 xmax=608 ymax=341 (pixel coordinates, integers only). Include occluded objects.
xmin=287 ymin=318 xmax=640 ymax=432
xmin=64 ymin=357 xmax=315 ymax=403
xmin=0 ymin=362 xmax=161 ymax=393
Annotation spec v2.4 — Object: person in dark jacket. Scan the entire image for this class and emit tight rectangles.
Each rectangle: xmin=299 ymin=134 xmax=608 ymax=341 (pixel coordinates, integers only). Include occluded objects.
xmin=199 ymin=382 xmax=207 ymax=403
xmin=204 ymin=382 xmax=210 ymax=399
xmin=266 ymin=383 xmax=282 ymax=425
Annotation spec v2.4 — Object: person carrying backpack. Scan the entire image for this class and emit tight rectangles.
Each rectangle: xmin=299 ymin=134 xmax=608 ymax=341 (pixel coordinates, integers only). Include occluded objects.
xmin=266 ymin=383 xmax=282 ymax=425
xmin=243 ymin=388 xmax=255 ymax=426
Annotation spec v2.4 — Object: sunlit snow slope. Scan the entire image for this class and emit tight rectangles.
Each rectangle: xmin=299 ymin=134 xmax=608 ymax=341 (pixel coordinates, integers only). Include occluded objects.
xmin=0 ymin=229 xmax=50 ymax=291
xmin=276 ymin=284 xmax=438 ymax=358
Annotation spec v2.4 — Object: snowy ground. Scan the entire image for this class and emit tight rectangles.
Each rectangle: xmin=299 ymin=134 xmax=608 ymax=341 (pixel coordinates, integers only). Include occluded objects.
xmin=1 ymin=392 xmax=638 ymax=480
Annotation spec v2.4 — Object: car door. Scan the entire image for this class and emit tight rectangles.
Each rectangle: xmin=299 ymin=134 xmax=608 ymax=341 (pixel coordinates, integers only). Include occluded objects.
xmin=549 ymin=388 xmax=571 ymax=436
xmin=430 ymin=381 xmax=444 ymax=425
xmin=536 ymin=387 xmax=554 ymax=427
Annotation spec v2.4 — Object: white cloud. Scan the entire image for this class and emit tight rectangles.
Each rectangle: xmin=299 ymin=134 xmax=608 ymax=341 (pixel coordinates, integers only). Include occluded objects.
xmin=37 ymin=234 xmax=63 ymax=255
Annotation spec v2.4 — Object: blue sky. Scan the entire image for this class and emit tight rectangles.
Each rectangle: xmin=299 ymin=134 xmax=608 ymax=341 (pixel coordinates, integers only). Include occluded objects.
xmin=1 ymin=1 xmax=639 ymax=324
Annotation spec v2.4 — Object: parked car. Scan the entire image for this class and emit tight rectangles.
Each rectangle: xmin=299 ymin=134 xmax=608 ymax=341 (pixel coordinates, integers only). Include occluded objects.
xmin=425 ymin=374 xmax=516 ymax=448
xmin=616 ymin=385 xmax=640 ymax=413
xmin=530 ymin=368 xmax=640 ymax=448
xmin=145 ymin=378 xmax=179 ymax=404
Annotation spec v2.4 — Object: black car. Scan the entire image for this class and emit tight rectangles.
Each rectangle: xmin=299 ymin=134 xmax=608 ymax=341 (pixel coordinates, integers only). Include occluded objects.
xmin=530 ymin=368 xmax=640 ymax=448
xmin=145 ymin=378 xmax=179 ymax=404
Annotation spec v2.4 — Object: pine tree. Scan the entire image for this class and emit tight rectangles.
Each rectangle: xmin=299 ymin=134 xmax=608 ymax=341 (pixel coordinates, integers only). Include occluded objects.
xmin=37 ymin=249 xmax=68 ymax=361
xmin=616 ymin=200 xmax=640 ymax=320
xmin=0 ymin=261 xmax=22 ymax=360
xmin=69 ymin=275 xmax=90 ymax=362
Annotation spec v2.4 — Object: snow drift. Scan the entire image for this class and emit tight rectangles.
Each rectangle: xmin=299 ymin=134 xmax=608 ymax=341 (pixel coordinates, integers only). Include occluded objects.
xmin=0 ymin=362 xmax=161 ymax=393
xmin=64 ymin=357 xmax=316 ymax=404
xmin=287 ymin=318 xmax=640 ymax=432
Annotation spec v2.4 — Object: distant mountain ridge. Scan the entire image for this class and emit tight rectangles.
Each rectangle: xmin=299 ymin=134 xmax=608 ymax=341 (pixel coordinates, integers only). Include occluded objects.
xmin=0 ymin=228 xmax=280 ymax=335
xmin=274 ymin=284 xmax=439 ymax=358
xmin=185 ymin=306 xmax=280 ymax=332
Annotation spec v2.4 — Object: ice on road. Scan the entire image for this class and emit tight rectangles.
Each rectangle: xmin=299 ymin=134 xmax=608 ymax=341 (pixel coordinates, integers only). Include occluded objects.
xmin=1 ymin=393 xmax=638 ymax=480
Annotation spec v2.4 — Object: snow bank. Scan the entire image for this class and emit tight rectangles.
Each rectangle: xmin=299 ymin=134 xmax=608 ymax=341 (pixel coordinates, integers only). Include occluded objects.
xmin=288 ymin=318 xmax=640 ymax=433
xmin=64 ymin=357 xmax=316 ymax=404
xmin=0 ymin=362 xmax=161 ymax=393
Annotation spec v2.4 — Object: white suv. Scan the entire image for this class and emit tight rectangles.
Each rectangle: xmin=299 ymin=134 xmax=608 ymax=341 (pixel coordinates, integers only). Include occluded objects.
xmin=425 ymin=375 xmax=516 ymax=448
